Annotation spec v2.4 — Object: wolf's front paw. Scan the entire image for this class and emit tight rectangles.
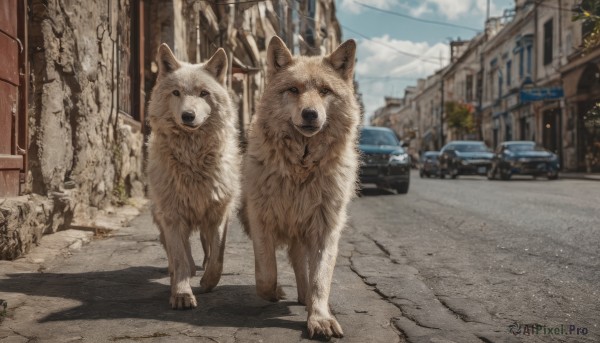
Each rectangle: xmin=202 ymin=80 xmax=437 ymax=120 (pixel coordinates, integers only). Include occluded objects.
xmin=307 ymin=314 xmax=343 ymax=339
xmin=257 ymin=284 xmax=286 ymax=302
xmin=170 ymin=293 xmax=197 ymax=310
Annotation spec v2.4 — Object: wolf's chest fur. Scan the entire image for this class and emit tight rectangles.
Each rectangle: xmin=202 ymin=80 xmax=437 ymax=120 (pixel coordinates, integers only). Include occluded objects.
xmin=246 ymin=135 xmax=356 ymax=240
xmin=148 ymin=132 xmax=236 ymax=224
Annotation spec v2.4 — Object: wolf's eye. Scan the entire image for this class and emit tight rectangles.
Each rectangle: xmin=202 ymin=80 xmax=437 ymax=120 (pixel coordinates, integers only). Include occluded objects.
xmin=288 ymin=87 xmax=299 ymax=94
xmin=319 ymin=88 xmax=331 ymax=96
xmin=200 ymin=90 xmax=210 ymax=97
xmin=172 ymin=90 xmax=180 ymax=96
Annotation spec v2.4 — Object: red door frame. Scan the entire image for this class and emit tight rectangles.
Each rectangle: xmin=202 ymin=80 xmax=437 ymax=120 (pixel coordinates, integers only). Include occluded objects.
xmin=0 ymin=0 xmax=27 ymax=197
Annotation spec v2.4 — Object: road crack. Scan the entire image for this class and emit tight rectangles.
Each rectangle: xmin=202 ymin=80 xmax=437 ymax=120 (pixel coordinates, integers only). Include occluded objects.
xmin=109 ymin=332 xmax=169 ymax=341
xmin=363 ymin=233 xmax=391 ymax=256
xmin=8 ymin=328 xmax=37 ymax=342
xmin=436 ymin=297 xmax=468 ymax=322
xmin=349 ymin=249 xmax=440 ymax=337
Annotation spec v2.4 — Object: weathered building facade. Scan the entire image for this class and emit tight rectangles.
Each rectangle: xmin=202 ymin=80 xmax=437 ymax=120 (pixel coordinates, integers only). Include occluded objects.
xmin=374 ymin=0 xmax=599 ymax=172
xmin=560 ymin=0 xmax=600 ymax=172
xmin=1 ymin=0 xmax=146 ymax=260
xmin=480 ymin=3 xmax=536 ymax=149
xmin=1 ymin=0 xmax=342 ymax=260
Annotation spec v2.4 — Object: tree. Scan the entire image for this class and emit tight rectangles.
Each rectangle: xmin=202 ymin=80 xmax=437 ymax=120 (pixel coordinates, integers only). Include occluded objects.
xmin=445 ymin=101 xmax=475 ymax=138
xmin=573 ymin=0 xmax=600 ymax=50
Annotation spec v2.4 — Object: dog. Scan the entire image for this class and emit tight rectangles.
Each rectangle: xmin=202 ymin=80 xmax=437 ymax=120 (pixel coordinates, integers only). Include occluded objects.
xmin=147 ymin=44 xmax=240 ymax=309
xmin=240 ymin=36 xmax=360 ymax=338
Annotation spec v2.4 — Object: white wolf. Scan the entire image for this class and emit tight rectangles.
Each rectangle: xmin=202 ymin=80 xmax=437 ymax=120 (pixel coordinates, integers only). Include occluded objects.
xmin=147 ymin=44 xmax=240 ymax=310
xmin=241 ymin=36 xmax=360 ymax=338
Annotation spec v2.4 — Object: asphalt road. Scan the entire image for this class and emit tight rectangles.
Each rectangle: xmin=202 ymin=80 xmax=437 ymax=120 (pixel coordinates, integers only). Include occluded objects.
xmin=350 ymin=171 xmax=599 ymax=342
xmin=1 ymin=171 xmax=598 ymax=343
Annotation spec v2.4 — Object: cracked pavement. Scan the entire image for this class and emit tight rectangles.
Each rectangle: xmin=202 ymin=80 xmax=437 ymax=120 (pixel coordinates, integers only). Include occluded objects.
xmin=1 ymin=171 xmax=598 ymax=342
xmin=0 ymin=204 xmax=402 ymax=342
xmin=349 ymin=173 xmax=599 ymax=343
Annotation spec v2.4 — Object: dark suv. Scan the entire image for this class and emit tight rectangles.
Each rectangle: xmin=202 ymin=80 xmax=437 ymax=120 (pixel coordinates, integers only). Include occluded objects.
xmin=358 ymin=127 xmax=411 ymax=194
xmin=439 ymin=141 xmax=493 ymax=179
xmin=488 ymin=141 xmax=560 ymax=180
xmin=419 ymin=151 xmax=440 ymax=178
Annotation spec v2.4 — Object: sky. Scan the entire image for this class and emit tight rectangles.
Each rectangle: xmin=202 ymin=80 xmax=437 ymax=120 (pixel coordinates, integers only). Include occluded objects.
xmin=336 ymin=0 xmax=514 ymax=122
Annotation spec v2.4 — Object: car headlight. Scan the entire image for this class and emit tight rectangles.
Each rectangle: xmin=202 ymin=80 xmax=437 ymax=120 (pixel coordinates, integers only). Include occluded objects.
xmin=390 ymin=153 xmax=409 ymax=164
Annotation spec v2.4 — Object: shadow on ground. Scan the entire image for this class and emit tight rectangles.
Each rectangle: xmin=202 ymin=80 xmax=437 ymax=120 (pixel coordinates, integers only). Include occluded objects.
xmin=358 ymin=188 xmax=397 ymax=196
xmin=0 ymin=266 xmax=303 ymax=331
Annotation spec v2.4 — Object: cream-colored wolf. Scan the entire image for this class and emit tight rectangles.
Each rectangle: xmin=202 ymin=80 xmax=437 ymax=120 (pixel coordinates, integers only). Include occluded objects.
xmin=147 ymin=44 xmax=240 ymax=310
xmin=241 ymin=36 xmax=360 ymax=338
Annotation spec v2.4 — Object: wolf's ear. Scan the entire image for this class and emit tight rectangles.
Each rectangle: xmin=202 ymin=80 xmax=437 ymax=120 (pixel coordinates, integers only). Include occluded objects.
xmin=204 ymin=48 xmax=228 ymax=85
xmin=267 ymin=36 xmax=293 ymax=77
xmin=157 ymin=43 xmax=180 ymax=78
xmin=326 ymin=39 xmax=356 ymax=82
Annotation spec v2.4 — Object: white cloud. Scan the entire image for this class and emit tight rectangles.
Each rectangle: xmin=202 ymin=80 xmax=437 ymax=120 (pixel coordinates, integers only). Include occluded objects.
xmin=339 ymin=0 xmax=395 ymax=14
xmin=354 ymin=35 xmax=449 ymax=119
xmin=408 ymin=3 xmax=432 ymax=17
xmin=408 ymin=0 xmax=505 ymax=20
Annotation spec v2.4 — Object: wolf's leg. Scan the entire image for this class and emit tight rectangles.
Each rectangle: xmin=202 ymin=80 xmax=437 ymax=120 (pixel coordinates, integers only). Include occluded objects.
xmin=159 ymin=216 xmax=197 ymax=309
xmin=306 ymin=229 xmax=343 ymax=338
xmin=288 ymin=240 xmax=308 ymax=305
xmin=199 ymin=219 xmax=227 ymax=293
xmin=200 ymin=231 xmax=210 ymax=270
xmin=184 ymin=237 xmax=196 ymax=277
xmin=250 ymin=217 xmax=284 ymax=302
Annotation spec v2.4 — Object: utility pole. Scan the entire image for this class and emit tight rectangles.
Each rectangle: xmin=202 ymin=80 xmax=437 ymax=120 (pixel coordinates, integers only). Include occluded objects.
xmin=440 ymin=75 xmax=445 ymax=148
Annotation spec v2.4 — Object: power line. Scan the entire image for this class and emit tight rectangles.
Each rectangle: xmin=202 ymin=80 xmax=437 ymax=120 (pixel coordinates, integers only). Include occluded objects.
xmin=354 ymin=1 xmax=481 ymax=32
xmin=359 ymin=75 xmax=422 ymax=80
xmin=341 ymin=25 xmax=449 ymax=65
xmin=197 ymin=0 xmax=273 ymax=5
xmin=278 ymin=2 xmax=449 ymax=65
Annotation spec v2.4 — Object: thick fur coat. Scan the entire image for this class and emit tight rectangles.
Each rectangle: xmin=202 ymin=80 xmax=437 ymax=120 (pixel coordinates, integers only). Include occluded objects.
xmin=147 ymin=44 xmax=240 ymax=309
xmin=240 ymin=37 xmax=360 ymax=338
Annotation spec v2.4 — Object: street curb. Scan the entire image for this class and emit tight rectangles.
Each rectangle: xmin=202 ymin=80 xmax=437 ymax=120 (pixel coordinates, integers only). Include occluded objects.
xmin=560 ymin=174 xmax=600 ymax=181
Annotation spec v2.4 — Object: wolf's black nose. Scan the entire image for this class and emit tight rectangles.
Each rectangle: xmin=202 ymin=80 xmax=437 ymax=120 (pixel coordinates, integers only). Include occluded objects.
xmin=182 ymin=111 xmax=196 ymax=123
xmin=301 ymin=109 xmax=318 ymax=122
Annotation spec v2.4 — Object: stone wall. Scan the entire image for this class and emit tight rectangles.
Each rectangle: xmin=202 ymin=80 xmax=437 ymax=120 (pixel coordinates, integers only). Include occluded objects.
xmin=28 ymin=0 xmax=144 ymax=210
xmin=0 ymin=0 xmax=145 ymax=260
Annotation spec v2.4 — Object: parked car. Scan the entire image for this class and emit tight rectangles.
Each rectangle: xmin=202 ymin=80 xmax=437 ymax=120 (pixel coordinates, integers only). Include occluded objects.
xmin=358 ymin=126 xmax=411 ymax=194
xmin=487 ymin=141 xmax=560 ymax=180
xmin=419 ymin=151 xmax=440 ymax=178
xmin=439 ymin=141 xmax=493 ymax=179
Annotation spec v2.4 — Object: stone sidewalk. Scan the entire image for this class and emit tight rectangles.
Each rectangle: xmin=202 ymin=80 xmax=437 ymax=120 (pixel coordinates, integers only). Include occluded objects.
xmin=0 ymin=204 xmax=403 ymax=343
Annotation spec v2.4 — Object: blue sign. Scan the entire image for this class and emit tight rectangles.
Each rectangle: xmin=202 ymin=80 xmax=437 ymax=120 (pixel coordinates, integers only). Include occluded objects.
xmin=520 ymin=87 xmax=564 ymax=102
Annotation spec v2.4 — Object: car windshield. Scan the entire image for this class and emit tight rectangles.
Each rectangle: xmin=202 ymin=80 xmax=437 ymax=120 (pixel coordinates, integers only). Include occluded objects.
xmin=453 ymin=143 xmax=488 ymax=152
xmin=423 ymin=153 xmax=438 ymax=160
xmin=360 ymin=129 xmax=399 ymax=146
xmin=506 ymin=143 xmax=543 ymax=151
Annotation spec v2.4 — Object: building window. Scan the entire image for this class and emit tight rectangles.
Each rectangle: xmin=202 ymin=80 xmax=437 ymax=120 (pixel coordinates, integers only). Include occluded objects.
xmin=519 ymin=49 xmax=524 ymax=78
xmin=526 ymin=45 xmax=532 ymax=75
xmin=466 ymin=74 xmax=473 ymax=102
xmin=506 ymin=60 xmax=512 ymax=86
xmin=476 ymin=71 xmax=483 ymax=104
xmin=543 ymin=19 xmax=553 ymax=65
xmin=498 ymin=69 xmax=503 ymax=99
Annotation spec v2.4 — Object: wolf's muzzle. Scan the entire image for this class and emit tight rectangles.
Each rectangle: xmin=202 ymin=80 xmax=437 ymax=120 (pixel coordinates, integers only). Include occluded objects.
xmin=301 ymin=109 xmax=319 ymax=122
xmin=181 ymin=111 xmax=196 ymax=126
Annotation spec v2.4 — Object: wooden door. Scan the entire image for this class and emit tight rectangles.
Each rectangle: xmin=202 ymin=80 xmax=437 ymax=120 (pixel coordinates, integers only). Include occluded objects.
xmin=0 ymin=0 xmax=27 ymax=197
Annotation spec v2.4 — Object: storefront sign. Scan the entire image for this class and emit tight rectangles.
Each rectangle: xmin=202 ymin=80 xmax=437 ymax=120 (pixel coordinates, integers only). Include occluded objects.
xmin=520 ymin=87 xmax=564 ymax=102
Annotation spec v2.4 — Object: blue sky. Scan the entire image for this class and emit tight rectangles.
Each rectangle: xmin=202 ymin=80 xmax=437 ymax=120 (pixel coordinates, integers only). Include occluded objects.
xmin=336 ymin=0 xmax=514 ymax=120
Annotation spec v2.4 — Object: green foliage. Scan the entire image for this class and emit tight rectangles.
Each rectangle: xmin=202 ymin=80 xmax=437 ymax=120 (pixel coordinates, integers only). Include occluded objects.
xmin=573 ymin=0 xmax=600 ymax=50
xmin=584 ymin=102 xmax=600 ymax=130
xmin=445 ymin=101 xmax=474 ymax=136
